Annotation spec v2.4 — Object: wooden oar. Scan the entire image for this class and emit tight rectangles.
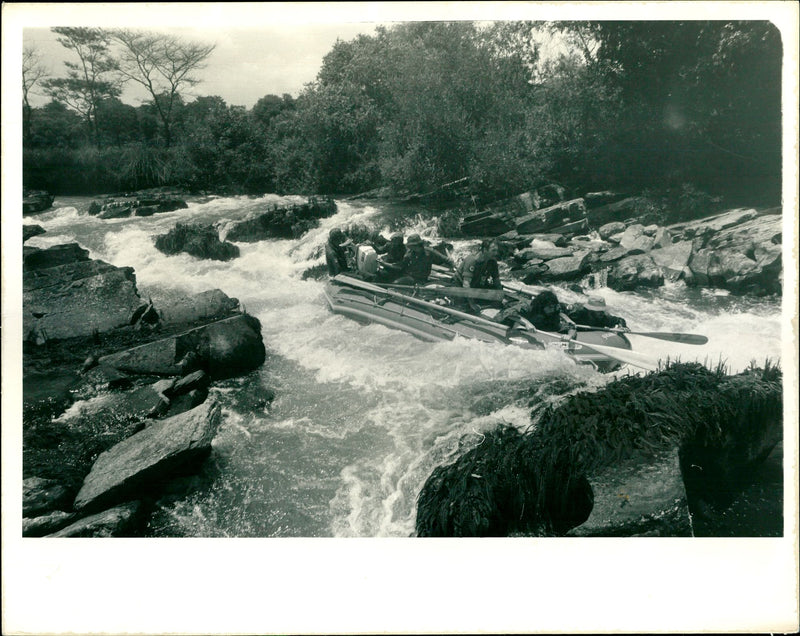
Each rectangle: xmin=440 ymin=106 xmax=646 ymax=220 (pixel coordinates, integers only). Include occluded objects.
xmin=574 ymin=324 xmax=708 ymax=345
xmin=382 ymin=283 xmax=505 ymax=301
xmin=528 ymin=326 xmax=660 ymax=371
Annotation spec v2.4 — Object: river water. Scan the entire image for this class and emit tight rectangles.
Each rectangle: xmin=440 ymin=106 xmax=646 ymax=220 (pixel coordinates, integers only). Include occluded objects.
xmin=23 ymin=194 xmax=784 ymax=537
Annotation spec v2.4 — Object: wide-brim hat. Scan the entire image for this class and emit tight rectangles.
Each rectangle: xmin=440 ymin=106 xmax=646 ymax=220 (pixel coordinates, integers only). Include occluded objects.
xmin=406 ymin=233 xmax=423 ymax=246
xmin=390 ymin=232 xmax=404 ymax=240
xmin=585 ymin=296 xmax=608 ymax=312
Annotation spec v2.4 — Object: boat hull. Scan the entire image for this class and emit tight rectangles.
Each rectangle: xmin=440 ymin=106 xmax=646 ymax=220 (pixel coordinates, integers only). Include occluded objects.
xmin=323 ymin=280 xmax=631 ymax=372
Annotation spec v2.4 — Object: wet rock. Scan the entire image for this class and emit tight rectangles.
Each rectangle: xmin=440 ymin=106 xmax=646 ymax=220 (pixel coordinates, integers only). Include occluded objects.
xmin=23 ymin=190 xmax=55 ymax=215
xmin=23 ymin=477 xmax=72 ymax=517
xmin=24 ymin=251 xmax=142 ymax=344
xmin=154 ymin=223 xmax=240 ymax=261
xmin=73 ymin=400 xmax=222 ymax=512
xmin=157 ymin=289 xmax=240 ymax=325
xmin=23 ymin=224 xmax=46 ymax=243
xmin=460 ymin=210 xmax=513 ymax=236
xmin=99 ymin=314 xmax=265 ymax=380
xmin=93 ymin=196 xmax=188 ymax=219
xmin=47 ymin=501 xmax=143 ymax=537
xmin=79 ymin=364 xmax=133 ymax=391
xmin=516 ymin=245 xmax=574 ymax=261
xmin=585 ymin=196 xmax=648 ymax=226
xmin=607 ymin=254 xmax=664 ymax=291
xmin=650 ymin=241 xmax=694 ymax=282
xmin=618 ymin=224 xmax=655 ymax=253
xmin=167 ymin=370 xmax=210 ymax=397
xmin=536 ymin=253 xmax=591 ymax=282
xmin=584 ymin=191 xmax=626 ymax=208
xmin=23 ymin=510 xmax=77 ymax=537
xmin=567 ymin=449 xmax=692 ymax=537
xmin=224 ymin=196 xmax=337 ymax=241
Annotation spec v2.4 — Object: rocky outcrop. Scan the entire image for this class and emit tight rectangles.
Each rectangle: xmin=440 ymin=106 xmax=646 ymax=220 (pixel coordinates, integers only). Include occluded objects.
xmin=23 ymin=477 xmax=72 ymax=517
xmin=23 ymin=224 xmax=46 ymax=243
xmin=24 ymin=244 xmax=143 ymax=344
xmin=154 ymin=223 xmax=240 ymax=261
xmin=99 ymin=313 xmax=266 ymax=380
xmin=73 ymin=400 xmax=222 ymax=512
xmin=91 ymin=195 xmax=188 ymax=219
xmin=23 ymin=190 xmax=55 ymax=215
xmin=606 ymin=254 xmax=665 ymax=290
xmin=47 ymin=501 xmax=143 ymax=537
xmin=224 ymin=196 xmax=337 ymax=241
xmin=157 ymin=289 xmax=241 ymax=326
xmin=415 ymin=362 xmax=781 ymax=537
xmin=515 ymin=198 xmax=587 ymax=235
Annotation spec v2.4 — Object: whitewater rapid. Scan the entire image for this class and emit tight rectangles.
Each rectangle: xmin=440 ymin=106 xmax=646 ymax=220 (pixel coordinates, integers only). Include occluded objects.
xmin=23 ymin=194 xmax=783 ymax=536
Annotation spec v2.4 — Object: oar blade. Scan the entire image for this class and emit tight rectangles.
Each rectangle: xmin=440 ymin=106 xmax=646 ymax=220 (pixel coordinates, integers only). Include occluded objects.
xmin=633 ymin=331 xmax=708 ymax=345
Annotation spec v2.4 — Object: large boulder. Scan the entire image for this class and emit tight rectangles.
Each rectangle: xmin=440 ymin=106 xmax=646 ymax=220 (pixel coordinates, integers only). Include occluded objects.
xmin=73 ymin=400 xmax=222 ymax=512
xmin=618 ymin=224 xmax=655 ymax=253
xmin=23 ymin=247 xmax=143 ymax=344
xmin=650 ymin=240 xmax=695 ymax=282
xmin=607 ymin=254 xmax=664 ymax=291
xmin=158 ymin=289 xmax=241 ymax=325
xmin=567 ymin=449 xmax=692 ymax=537
xmin=47 ymin=501 xmax=143 ymax=537
xmin=92 ymin=196 xmax=188 ymax=219
xmin=23 ymin=477 xmax=72 ymax=517
xmin=536 ymin=252 xmax=591 ymax=282
xmin=585 ymin=196 xmax=648 ymax=226
xmin=99 ymin=313 xmax=266 ymax=379
xmin=224 ymin=197 xmax=337 ymax=241
xmin=597 ymin=221 xmax=626 ymax=240
xmin=23 ymin=190 xmax=55 ymax=215
xmin=154 ymin=223 xmax=240 ymax=261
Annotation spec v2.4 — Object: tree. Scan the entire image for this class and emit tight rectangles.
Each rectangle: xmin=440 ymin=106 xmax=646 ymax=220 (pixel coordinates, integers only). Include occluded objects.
xmin=42 ymin=27 xmax=121 ymax=145
xmin=110 ymin=29 xmax=215 ymax=147
xmin=22 ymin=45 xmax=49 ymax=143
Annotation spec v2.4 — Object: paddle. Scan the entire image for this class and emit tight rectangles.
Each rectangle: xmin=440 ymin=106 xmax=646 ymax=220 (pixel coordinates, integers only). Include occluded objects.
xmin=382 ymin=283 xmax=505 ymax=302
xmin=526 ymin=326 xmax=660 ymax=371
xmin=573 ymin=324 xmax=708 ymax=345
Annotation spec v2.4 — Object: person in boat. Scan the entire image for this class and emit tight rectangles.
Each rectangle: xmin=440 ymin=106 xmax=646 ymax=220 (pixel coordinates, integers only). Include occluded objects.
xmin=369 ymin=230 xmax=390 ymax=254
xmin=390 ymin=233 xmax=454 ymax=285
xmin=325 ymin=228 xmax=353 ymax=277
xmin=563 ymin=296 xmax=628 ymax=330
xmin=380 ymin=232 xmax=406 ymax=264
xmin=457 ymin=239 xmax=502 ymax=290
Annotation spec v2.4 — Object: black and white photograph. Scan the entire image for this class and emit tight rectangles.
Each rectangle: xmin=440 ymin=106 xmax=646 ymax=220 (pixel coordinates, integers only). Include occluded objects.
xmin=3 ymin=2 xmax=798 ymax=634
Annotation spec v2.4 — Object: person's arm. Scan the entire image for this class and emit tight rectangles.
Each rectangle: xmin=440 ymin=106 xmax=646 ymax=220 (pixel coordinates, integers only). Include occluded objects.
xmin=489 ymin=261 xmax=502 ymax=289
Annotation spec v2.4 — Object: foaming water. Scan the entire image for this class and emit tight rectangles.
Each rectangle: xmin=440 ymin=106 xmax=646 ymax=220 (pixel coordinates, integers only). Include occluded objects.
xmin=32 ymin=195 xmax=785 ymax=537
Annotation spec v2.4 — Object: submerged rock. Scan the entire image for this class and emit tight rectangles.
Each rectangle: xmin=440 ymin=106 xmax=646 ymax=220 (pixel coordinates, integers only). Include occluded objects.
xmin=23 ymin=190 xmax=55 ymax=215
xmin=23 ymin=477 xmax=72 ymax=517
xmin=224 ymin=196 xmax=337 ymax=241
xmin=73 ymin=400 xmax=222 ymax=512
xmin=23 ymin=224 xmax=46 ymax=243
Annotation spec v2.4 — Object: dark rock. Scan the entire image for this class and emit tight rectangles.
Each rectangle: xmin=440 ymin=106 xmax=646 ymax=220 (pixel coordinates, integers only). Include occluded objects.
xmin=166 ymin=370 xmax=210 ymax=398
xmin=79 ymin=364 xmax=133 ymax=391
xmin=23 ymin=243 xmax=90 ymax=270
xmin=98 ymin=204 xmax=133 ymax=219
xmin=23 ymin=510 xmax=78 ymax=537
xmin=94 ymin=196 xmax=188 ymax=219
xmin=154 ymin=223 xmax=240 ymax=261
xmin=99 ymin=313 xmax=265 ymax=380
xmin=460 ymin=211 xmax=513 ymax=237
xmin=23 ymin=190 xmax=55 ymax=215
xmin=583 ymin=191 xmax=627 ymax=208
xmin=585 ymin=196 xmax=648 ymax=226
xmin=23 ymin=224 xmax=46 ymax=243
xmin=515 ymin=198 xmax=586 ymax=234
xmin=224 ymin=196 xmax=337 ymax=241
xmin=515 ymin=245 xmax=574 ymax=261
xmin=74 ymin=400 xmax=222 ymax=511
xmin=607 ymin=254 xmax=664 ymax=291
xmin=47 ymin=501 xmax=143 ymax=537
xmin=23 ymin=477 xmax=73 ymax=517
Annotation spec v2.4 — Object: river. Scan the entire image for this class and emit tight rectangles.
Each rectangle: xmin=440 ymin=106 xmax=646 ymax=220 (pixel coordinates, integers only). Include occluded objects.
xmin=23 ymin=194 xmax=784 ymax=537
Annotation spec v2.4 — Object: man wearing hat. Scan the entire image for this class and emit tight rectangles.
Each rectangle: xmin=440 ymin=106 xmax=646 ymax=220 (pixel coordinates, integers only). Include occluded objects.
xmin=564 ymin=295 xmax=628 ymax=329
xmin=392 ymin=233 xmax=454 ymax=285
xmin=325 ymin=227 xmax=353 ymax=276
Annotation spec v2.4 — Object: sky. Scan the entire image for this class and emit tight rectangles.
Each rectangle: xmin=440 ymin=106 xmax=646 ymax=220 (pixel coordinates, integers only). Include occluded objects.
xmin=23 ymin=23 xmax=381 ymax=109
